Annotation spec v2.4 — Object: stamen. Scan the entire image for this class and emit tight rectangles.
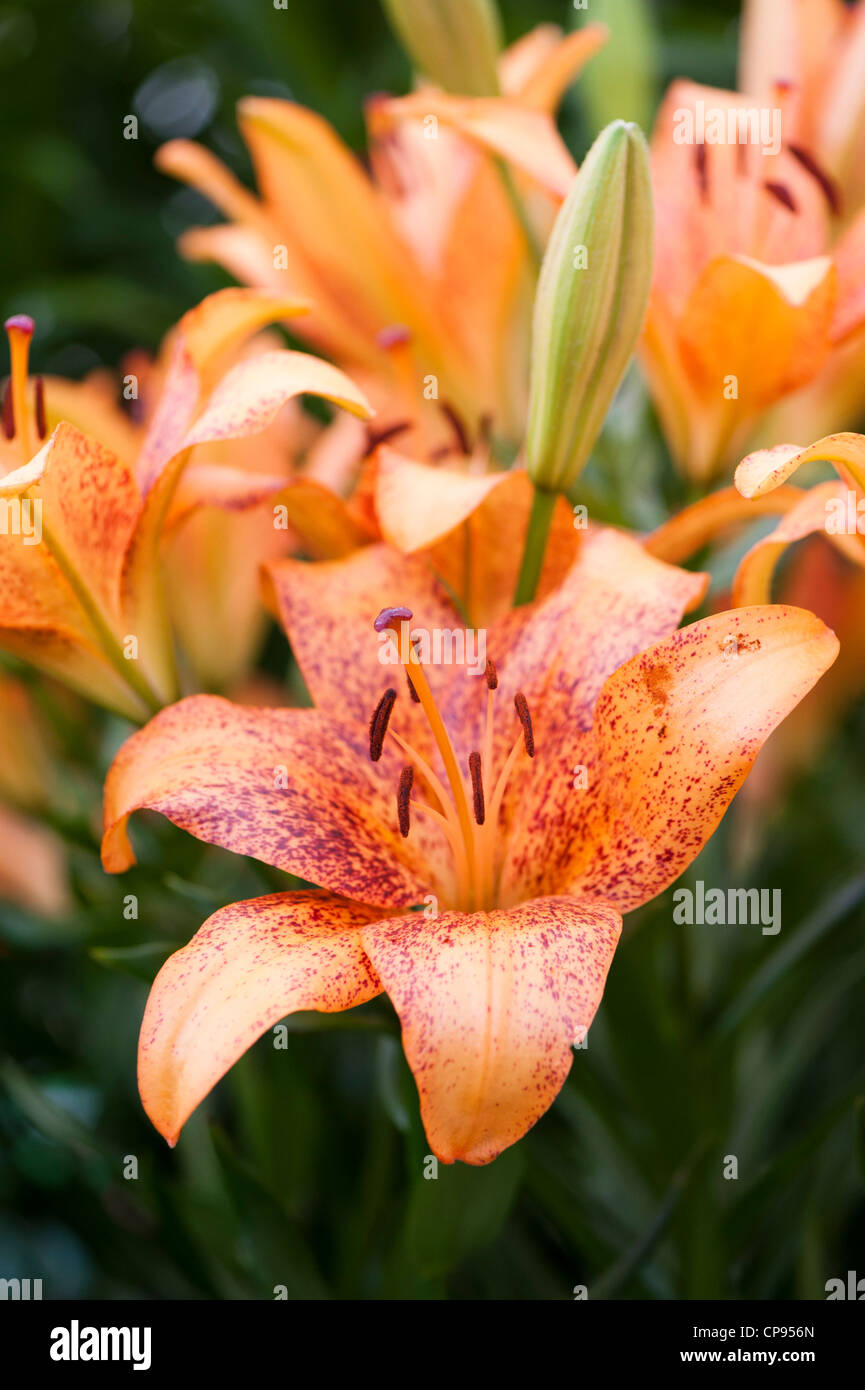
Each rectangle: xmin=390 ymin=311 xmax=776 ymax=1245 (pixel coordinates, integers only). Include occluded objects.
xmin=514 ymin=692 xmax=535 ymax=757
xmin=694 ymin=144 xmax=708 ymax=202
xmin=1 ymin=383 xmax=13 ymax=439
xmin=484 ymin=659 xmax=498 ymax=690
xmin=375 ymin=605 xmax=478 ymax=908
xmin=788 ymin=143 xmax=841 ymax=216
xmin=34 ymin=377 xmax=47 ymax=440
xmin=405 ymin=670 xmax=420 ymax=703
xmin=397 ymin=765 xmax=414 ymax=837
xmin=439 ymin=400 xmax=471 ymax=456
xmin=365 ymin=419 xmax=412 ymax=454
xmin=369 ymin=687 xmax=397 ymax=761
xmin=764 ymin=180 xmax=797 ymax=214
xmin=469 ymin=751 xmax=485 ymax=826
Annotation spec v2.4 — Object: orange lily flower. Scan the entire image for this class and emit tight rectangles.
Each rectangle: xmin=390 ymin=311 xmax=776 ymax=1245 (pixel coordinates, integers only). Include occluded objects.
xmin=153 ymin=23 xmax=606 ymax=455
xmin=642 ymin=79 xmax=865 ymax=482
xmin=646 ymin=435 xmax=865 ymax=820
xmin=0 ymin=290 xmax=373 ymax=717
xmin=101 ymin=532 xmax=836 ymax=1163
xmin=740 ymin=0 xmax=865 ymax=220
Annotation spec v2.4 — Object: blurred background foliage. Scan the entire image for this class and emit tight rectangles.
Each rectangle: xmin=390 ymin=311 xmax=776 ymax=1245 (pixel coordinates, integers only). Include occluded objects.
xmin=1 ymin=0 xmax=864 ymax=1300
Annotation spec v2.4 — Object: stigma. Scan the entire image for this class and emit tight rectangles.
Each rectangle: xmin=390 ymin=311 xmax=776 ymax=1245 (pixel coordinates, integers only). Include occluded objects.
xmin=2 ymin=315 xmax=48 ymax=463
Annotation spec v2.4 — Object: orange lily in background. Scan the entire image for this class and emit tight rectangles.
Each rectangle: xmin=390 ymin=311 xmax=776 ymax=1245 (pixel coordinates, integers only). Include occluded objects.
xmin=645 ymin=432 xmax=865 ymax=829
xmin=642 ymin=80 xmax=865 ymax=482
xmin=0 ymin=290 xmax=373 ymax=718
xmin=0 ymin=673 xmax=70 ymax=917
xmin=740 ymin=0 xmax=865 ymax=221
xmin=100 ymin=531 xmax=836 ymax=1163
xmin=153 ymin=22 xmax=606 ymax=457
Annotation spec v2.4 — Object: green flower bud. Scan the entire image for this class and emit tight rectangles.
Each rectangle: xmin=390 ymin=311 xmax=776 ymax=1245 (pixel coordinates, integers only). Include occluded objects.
xmin=381 ymin=0 xmax=502 ymax=98
xmin=526 ymin=120 xmax=654 ymax=493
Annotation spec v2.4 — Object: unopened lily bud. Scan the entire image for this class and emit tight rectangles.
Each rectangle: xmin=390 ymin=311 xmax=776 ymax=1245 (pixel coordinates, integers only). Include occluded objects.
xmin=381 ymin=0 xmax=502 ymax=97
xmin=526 ymin=120 xmax=653 ymax=493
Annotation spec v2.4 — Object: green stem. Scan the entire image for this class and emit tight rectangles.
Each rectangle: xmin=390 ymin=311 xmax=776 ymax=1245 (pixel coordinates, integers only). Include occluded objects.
xmin=513 ymin=485 xmax=556 ymax=606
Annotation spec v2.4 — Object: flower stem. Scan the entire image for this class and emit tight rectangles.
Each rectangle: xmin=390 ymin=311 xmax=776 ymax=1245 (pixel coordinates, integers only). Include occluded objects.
xmin=513 ymin=485 xmax=556 ymax=606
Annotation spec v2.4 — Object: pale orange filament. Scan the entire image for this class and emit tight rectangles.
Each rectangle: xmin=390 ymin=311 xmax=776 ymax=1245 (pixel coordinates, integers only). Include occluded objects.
xmin=377 ymin=612 xmax=531 ymax=913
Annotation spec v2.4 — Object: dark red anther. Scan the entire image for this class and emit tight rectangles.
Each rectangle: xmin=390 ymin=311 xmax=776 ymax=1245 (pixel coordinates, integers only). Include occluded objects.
xmin=34 ymin=377 xmax=47 ymax=440
xmin=764 ymin=180 xmax=798 ymax=213
xmin=439 ymin=400 xmax=471 ymax=456
xmin=788 ymin=143 xmax=841 ymax=215
xmin=369 ymin=687 xmax=397 ymax=762
xmin=694 ymin=144 xmax=708 ymax=202
xmin=1 ymin=382 xmax=13 ymax=439
xmin=469 ymin=751 xmax=485 ymax=826
xmin=374 ymin=605 xmax=413 ymax=632
xmin=365 ymin=419 xmax=412 ymax=454
xmin=397 ymin=765 xmax=414 ymax=838
xmin=514 ymin=692 xmax=535 ymax=758
xmin=405 ymin=670 xmax=420 ymax=703
xmin=484 ymin=658 xmax=498 ymax=691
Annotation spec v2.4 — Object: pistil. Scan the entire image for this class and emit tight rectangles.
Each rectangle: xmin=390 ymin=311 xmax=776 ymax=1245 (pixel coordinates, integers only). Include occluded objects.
xmin=5 ymin=315 xmax=36 ymax=463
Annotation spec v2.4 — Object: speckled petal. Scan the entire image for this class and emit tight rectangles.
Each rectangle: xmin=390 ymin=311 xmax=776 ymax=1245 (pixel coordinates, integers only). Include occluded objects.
xmin=363 ymin=895 xmax=622 ymax=1165
xmin=265 ymin=543 xmax=466 ymax=759
xmin=180 ymin=349 xmax=374 ymax=452
xmin=136 ymin=288 xmax=312 ymax=491
xmin=139 ymin=891 xmax=384 ymax=1144
xmin=466 ymin=528 xmax=708 ymax=898
xmin=552 ymin=605 xmax=839 ymax=912
xmin=102 ymin=694 xmax=447 ymax=907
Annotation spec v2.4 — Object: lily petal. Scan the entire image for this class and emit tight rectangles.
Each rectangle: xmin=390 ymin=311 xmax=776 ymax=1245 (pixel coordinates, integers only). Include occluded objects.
xmin=0 ymin=450 xmax=48 ymax=495
xmin=555 ymin=605 xmax=839 ymax=912
xmin=137 ymin=288 xmax=312 ymax=491
xmin=363 ymin=895 xmax=621 ymax=1165
xmin=680 ymin=254 xmax=836 ymax=412
xmin=373 ymin=449 xmax=578 ymax=624
xmin=643 ymin=484 xmax=807 ymax=563
xmin=373 ymin=90 xmax=577 ymax=198
xmin=502 ymin=23 xmax=609 ymax=111
xmin=488 ymin=530 xmax=707 ymax=902
xmin=736 ymin=431 xmax=865 ymax=500
xmin=733 ymin=480 xmax=865 ymax=605
xmin=102 ymin=695 xmax=448 ymax=907
xmin=0 ymin=425 xmax=154 ymax=718
xmin=139 ymin=891 xmax=384 ymax=1144
xmin=265 ymin=542 xmax=466 ymax=744
xmin=179 ymin=349 xmax=374 ymax=451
